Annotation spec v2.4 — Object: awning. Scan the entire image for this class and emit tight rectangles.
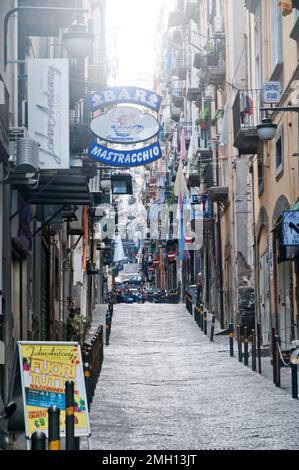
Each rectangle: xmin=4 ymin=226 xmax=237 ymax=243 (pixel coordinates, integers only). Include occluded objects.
xmin=9 ymin=172 xmax=93 ymax=205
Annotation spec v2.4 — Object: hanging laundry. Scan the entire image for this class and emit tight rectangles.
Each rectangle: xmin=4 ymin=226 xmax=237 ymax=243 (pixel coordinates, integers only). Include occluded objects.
xmin=244 ymin=94 xmax=253 ymax=115
xmin=277 ymin=0 xmax=293 ymax=16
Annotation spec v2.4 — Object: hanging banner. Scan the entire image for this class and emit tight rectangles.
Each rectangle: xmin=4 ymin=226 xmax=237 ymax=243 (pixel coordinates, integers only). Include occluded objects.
xmin=88 ymin=141 xmax=162 ymax=167
xmin=18 ymin=341 xmax=90 ymax=438
xmin=88 ymin=86 xmax=162 ymax=113
xmin=90 ymin=106 xmax=160 ymax=144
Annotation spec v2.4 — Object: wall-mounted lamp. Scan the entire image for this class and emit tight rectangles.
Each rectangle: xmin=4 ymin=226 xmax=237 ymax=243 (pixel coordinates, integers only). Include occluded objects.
xmin=256 ymin=117 xmax=277 ymax=141
xmin=257 ymin=106 xmax=299 ymax=141
xmin=62 ymin=18 xmax=94 ymax=58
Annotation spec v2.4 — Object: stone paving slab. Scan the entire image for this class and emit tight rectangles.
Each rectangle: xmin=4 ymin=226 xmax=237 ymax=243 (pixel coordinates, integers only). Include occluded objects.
xmin=85 ymin=303 xmax=299 ymax=450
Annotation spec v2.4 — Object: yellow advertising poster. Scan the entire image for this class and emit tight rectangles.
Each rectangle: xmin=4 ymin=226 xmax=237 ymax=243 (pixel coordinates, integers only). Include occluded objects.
xmin=18 ymin=342 xmax=90 ymax=438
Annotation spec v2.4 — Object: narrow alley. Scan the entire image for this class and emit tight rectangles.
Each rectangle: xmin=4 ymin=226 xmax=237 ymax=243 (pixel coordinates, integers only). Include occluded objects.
xmin=86 ymin=304 xmax=299 ymax=450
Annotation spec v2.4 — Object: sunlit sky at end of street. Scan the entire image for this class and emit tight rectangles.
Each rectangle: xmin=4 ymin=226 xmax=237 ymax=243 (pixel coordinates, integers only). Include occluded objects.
xmin=106 ymin=0 xmax=173 ymax=89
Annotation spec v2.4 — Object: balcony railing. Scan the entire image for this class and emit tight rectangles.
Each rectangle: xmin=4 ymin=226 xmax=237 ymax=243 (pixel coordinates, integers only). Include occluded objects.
xmin=233 ymin=90 xmax=261 ymax=155
xmin=172 ymin=88 xmax=184 ymax=107
xmin=179 ymin=121 xmax=198 ymax=142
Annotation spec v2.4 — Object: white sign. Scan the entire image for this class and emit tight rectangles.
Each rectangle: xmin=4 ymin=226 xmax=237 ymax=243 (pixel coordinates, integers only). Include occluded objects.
xmin=282 ymin=211 xmax=299 ymax=246
xmin=90 ymin=106 xmax=160 ymax=144
xmin=28 ymin=59 xmax=69 ymax=169
xmin=263 ymin=81 xmax=281 ymax=104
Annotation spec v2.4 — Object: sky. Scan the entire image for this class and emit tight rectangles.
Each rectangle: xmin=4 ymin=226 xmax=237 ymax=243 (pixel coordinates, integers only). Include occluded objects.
xmin=106 ymin=0 xmax=173 ymax=89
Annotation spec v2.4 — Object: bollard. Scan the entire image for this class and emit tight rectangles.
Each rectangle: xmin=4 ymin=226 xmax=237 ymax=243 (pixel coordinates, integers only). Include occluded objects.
xmin=210 ymin=314 xmax=216 ymax=342
xmin=194 ymin=305 xmax=198 ymax=325
xmin=272 ymin=328 xmax=277 ymax=384
xmin=256 ymin=322 xmax=262 ymax=374
xmin=31 ymin=431 xmax=46 ymax=450
xmin=229 ymin=323 xmax=234 ymax=357
xmin=244 ymin=327 xmax=249 ymax=366
xmin=290 ymin=343 xmax=298 ymax=399
xmin=106 ymin=312 xmax=112 ymax=346
xmin=251 ymin=329 xmax=257 ymax=372
xmin=48 ymin=406 xmax=60 ymax=451
xmin=203 ymin=310 xmax=208 ymax=335
xmin=83 ymin=349 xmax=92 ymax=411
xmin=200 ymin=305 xmax=204 ymax=331
xmin=237 ymin=325 xmax=242 ymax=362
xmin=65 ymin=381 xmax=76 ymax=450
xmin=275 ymin=335 xmax=281 ymax=388
xmin=87 ymin=345 xmax=94 ymax=401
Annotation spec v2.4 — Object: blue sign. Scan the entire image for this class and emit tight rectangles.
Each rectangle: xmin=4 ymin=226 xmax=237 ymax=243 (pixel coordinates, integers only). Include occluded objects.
xmin=88 ymin=141 xmax=162 ymax=167
xmin=282 ymin=210 xmax=299 ymax=246
xmin=88 ymin=87 xmax=162 ymax=113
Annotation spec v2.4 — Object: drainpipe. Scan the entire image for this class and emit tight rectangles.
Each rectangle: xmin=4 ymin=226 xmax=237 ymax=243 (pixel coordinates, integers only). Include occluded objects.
xmin=250 ymin=157 xmax=259 ymax=334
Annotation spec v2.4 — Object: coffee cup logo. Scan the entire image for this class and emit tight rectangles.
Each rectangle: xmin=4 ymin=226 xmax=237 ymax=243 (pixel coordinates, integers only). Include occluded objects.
xmin=90 ymin=106 xmax=160 ymax=144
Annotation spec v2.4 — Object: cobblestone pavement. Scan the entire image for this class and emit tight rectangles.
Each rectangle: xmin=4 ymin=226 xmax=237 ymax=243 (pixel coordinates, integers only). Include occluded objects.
xmin=84 ymin=303 xmax=299 ymax=450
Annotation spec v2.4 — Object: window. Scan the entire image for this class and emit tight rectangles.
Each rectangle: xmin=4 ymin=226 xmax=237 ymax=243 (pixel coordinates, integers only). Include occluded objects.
xmin=258 ymin=146 xmax=264 ymax=195
xmin=270 ymin=2 xmax=283 ymax=78
xmin=254 ymin=1 xmax=263 ymax=90
xmin=275 ymin=128 xmax=284 ymax=177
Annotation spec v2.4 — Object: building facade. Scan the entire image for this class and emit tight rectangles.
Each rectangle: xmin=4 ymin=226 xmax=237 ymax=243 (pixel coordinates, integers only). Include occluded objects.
xmin=0 ymin=0 xmax=108 ymax=403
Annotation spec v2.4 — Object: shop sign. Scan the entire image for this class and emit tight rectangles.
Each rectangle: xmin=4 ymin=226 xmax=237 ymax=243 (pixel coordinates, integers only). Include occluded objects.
xmin=282 ymin=210 xmax=299 ymax=246
xmin=90 ymin=106 xmax=160 ymax=144
xmin=17 ymin=341 xmax=90 ymax=438
xmin=263 ymin=81 xmax=281 ymax=104
xmin=88 ymin=86 xmax=162 ymax=112
xmin=88 ymin=141 xmax=162 ymax=167
xmin=28 ymin=59 xmax=69 ymax=169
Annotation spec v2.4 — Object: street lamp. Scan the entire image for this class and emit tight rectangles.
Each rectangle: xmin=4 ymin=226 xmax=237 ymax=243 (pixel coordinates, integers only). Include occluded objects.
xmin=256 ymin=117 xmax=277 ymax=141
xmin=257 ymin=106 xmax=299 ymax=141
xmin=62 ymin=19 xmax=94 ymax=58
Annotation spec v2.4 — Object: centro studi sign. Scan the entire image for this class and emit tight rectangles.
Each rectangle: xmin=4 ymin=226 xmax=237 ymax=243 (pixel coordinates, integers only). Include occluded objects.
xmin=87 ymin=86 xmax=163 ymax=168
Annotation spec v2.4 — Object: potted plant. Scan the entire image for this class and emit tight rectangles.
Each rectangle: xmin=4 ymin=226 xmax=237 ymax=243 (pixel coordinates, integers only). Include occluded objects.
xmin=206 ymin=40 xmax=225 ymax=66
xmin=196 ymin=107 xmax=210 ymax=129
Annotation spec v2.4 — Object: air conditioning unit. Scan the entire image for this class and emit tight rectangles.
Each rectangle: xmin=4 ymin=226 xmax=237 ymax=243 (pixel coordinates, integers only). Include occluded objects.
xmin=15 ymin=138 xmax=39 ymax=174
xmin=9 ymin=127 xmax=30 ymax=158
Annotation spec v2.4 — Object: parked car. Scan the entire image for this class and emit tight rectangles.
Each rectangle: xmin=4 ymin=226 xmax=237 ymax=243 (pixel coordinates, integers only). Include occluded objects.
xmin=127 ymin=275 xmax=144 ymax=286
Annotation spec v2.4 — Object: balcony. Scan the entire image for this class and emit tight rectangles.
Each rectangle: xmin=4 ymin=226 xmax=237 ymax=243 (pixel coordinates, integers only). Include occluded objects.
xmin=205 ymin=64 xmax=226 ymax=85
xmin=179 ymin=121 xmax=195 ymax=147
xmin=184 ymin=1 xmax=199 ymax=22
xmin=170 ymin=105 xmax=182 ymax=122
xmin=233 ymin=90 xmax=261 ymax=155
xmin=193 ymin=53 xmax=207 ymax=70
xmin=88 ymin=64 xmax=107 ymax=93
xmin=208 ymin=186 xmax=229 ymax=207
xmin=70 ymin=99 xmax=92 ymax=154
xmin=70 ymin=61 xmax=86 ymax=109
xmin=172 ymin=88 xmax=184 ymax=108
xmin=186 ymin=87 xmax=202 ymax=102
xmin=19 ymin=0 xmax=79 ymax=37
xmin=168 ymin=11 xmax=188 ymax=28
